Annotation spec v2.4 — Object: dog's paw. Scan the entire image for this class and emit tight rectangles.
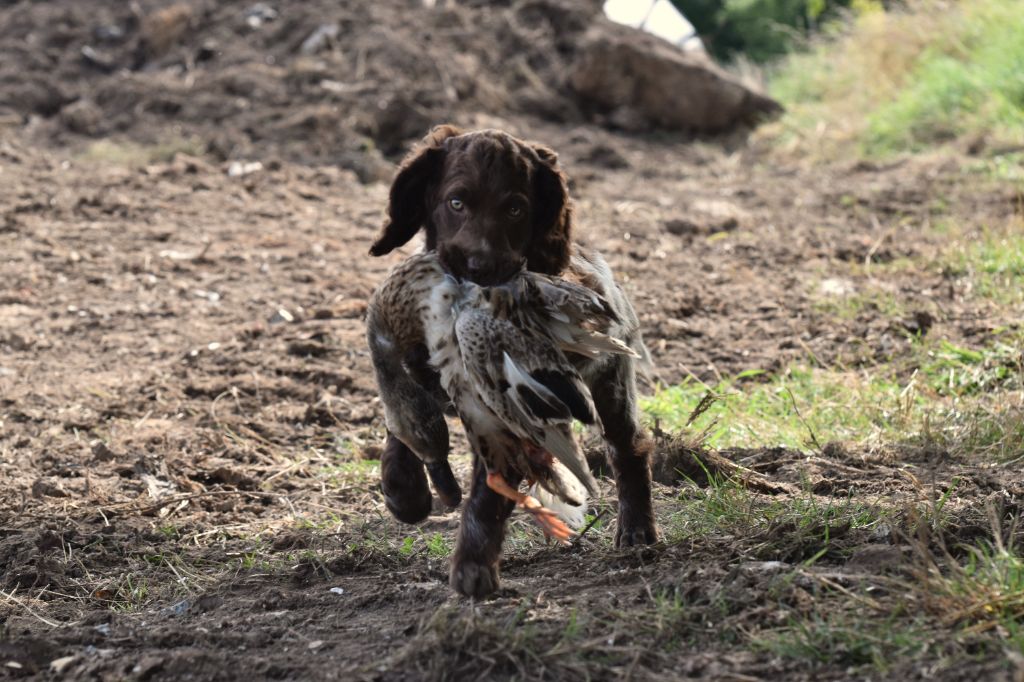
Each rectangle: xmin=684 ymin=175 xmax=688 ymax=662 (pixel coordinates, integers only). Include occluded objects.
xmin=380 ymin=464 xmax=432 ymax=526
xmin=614 ymin=514 xmax=659 ymax=548
xmin=450 ymin=557 xmax=500 ymax=599
xmin=383 ymin=486 xmax=432 ymax=525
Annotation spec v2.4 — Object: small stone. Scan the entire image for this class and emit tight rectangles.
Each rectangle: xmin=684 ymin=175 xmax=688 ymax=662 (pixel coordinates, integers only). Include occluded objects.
xmin=818 ymin=278 xmax=856 ymax=297
xmin=162 ymin=600 xmax=190 ymax=617
xmin=300 ymin=24 xmax=340 ymax=55
xmin=227 ymin=161 xmax=263 ymax=177
xmin=244 ymin=3 xmax=278 ymax=29
xmin=269 ymin=308 xmax=294 ymax=324
xmin=50 ymin=656 xmax=77 ymax=674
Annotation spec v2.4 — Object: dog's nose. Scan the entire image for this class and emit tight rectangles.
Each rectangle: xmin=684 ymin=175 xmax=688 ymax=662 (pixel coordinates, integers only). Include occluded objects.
xmin=465 ymin=255 xmax=488 ymax=280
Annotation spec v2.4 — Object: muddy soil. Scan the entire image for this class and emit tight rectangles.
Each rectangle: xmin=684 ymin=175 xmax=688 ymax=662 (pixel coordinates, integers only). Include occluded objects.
xmin=2 ymin=1 xmax=1024 ymax=681
xmin=3 ymin=124 xmax=1021 ymax=679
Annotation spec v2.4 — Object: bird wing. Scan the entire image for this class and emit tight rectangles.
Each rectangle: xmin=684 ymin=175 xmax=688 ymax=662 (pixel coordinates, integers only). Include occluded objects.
xmin=521 ymin=273 xmax=616 ymax=324
xmin=511 ymin=275 xmax=639 ymax=360
xmin=454 ymin=310 xmax=596 ymax=494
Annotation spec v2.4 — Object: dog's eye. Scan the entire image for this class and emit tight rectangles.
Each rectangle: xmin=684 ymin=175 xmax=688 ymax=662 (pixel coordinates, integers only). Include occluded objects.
xmin=507 ymin=205 xmax=524 ymax=218
xmin=448 ymin=197 xmax=464 ymax=212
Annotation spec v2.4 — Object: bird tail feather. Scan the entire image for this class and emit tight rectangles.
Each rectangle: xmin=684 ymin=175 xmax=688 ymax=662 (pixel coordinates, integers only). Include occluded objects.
xmin=531 ymin=459 xmax=589 ymax=530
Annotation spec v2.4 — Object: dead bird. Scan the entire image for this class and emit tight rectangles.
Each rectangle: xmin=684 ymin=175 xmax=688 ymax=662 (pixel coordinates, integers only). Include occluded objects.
xmin=367 ymin=252 xmax=637 ymax=542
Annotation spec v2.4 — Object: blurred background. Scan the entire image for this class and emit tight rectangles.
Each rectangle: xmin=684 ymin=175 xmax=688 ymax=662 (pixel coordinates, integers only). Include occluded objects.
xmin=3 ymin=0 xmax=1020 ymax=168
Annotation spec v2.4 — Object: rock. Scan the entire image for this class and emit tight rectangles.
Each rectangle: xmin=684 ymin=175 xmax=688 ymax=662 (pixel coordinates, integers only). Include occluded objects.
xmin=569 ymin=21 xmax=782 ymax=133
xmin=268 ymin=308 xmax=294 ymax=324
xmin=80 ymin=45 xmax=116 ymax=73
xmin=300 ymin=23 xmax=340 ymax=55
xmin=49 ymin=656 xmax=77 ymax=674
xmin=131 ymin=655 xmax=165 ymax=679
xmin=92 ymin=24 xmax=126 ymax=44
xmin=244 ymin=3 xmax=279 ymax=29
xmin=227 ymin=160 xmax=263 ymax=177
xmin=161 ymin=600 xmax=191 ymax=617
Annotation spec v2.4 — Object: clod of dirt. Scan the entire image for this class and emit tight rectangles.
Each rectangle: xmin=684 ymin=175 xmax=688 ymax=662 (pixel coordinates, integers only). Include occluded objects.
xmin=59 ymin=99 xmax=103 ymax=136
xmin=136 ymin=4 xmax=194 ymax=64
xmin=845 ymin=544 xmax=910 ymax=573
xmin=664 ymin=217 xmax=701 ymax=236
xmin=569 ymin=21 xmax=782 ymax=132
xmin=651 ymin=434 xmax=787 ymax=494
xmin=31 ymin=479 xmax=69 ymax=498
xmin=91 ymin=441 xmax=117 ymax=462
xmin=897 ymin=310 xmax=936 ymax=337
xmin=576 ymin=141 xmax=630 ymax=169
xmin=0 ymin=638 xmax=56 ymax=676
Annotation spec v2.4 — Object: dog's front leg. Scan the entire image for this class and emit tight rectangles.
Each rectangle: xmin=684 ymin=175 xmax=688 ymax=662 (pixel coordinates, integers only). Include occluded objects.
xmin=592 ymin=355 xmax=659 ymax=547
xmin=450 ymin=457 xmax=518 ymax=598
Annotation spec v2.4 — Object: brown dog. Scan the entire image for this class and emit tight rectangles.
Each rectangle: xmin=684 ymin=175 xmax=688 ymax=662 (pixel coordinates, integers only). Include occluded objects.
xmin=367 ymin=125 xmax=657 ymax=598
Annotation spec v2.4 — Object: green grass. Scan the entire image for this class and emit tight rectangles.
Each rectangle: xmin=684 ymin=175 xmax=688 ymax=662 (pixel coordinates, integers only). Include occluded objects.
xmin=922 ymin=339 xmax=1022 ymax=396
xmin=812 ymin=286 xmax=907 ymax=321
xmin=943 ymin=227 xmax=1024 ymax=306
xmin=642 ymin=367 xmax=913 ymax=450
xmin=766 ymin=0 xmax=1024 ymax=158
xmin=664 ymin=467 xmax=885 ymax=560
xmin=755 ymin=612 xmax=931 ymax=670
xmin=642 ymin=333 xmax=1022 ymax=460
xmin=398 ymin=531 xmax=452 ymax=559
xmin=78 ymin=136 xmax=206 ymax=166
xmin=912 ymin=531 xmax=1024 ymax=656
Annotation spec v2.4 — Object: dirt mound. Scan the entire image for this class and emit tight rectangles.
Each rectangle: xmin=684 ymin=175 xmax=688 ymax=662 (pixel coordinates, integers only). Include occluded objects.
xmin=0 ymin=0 xmax=776 ymax=179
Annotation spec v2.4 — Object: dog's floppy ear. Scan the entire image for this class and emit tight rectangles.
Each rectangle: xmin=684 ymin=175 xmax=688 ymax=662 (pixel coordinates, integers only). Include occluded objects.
xmin=526 ymin=144 xmax=573 ymax=275
xmin=369 ymin=125 xmax=463 ymax=257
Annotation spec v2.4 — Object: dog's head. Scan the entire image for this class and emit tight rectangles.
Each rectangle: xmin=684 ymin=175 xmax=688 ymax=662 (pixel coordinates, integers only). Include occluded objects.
xmin=368 ymin=125 xmax=573 ymax=285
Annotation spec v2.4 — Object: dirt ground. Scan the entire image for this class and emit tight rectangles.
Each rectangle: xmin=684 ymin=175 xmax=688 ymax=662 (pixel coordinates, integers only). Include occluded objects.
xmin=2 ymin=1 xmax=1024 ymax=681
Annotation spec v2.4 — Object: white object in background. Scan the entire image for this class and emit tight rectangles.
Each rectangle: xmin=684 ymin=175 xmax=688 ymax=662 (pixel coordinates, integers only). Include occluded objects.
xmin=603 ymin=0 xmax=705 ymax=52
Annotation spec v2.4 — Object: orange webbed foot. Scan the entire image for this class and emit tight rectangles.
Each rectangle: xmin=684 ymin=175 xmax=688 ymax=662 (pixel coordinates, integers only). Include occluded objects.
xmin=486 ymin=472 xmax=572 ymax=545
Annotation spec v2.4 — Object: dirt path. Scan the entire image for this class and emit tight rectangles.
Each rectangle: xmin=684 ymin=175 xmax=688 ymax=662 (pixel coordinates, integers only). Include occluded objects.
xmin=2 ymin=118 xmax=1022 ymax=679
